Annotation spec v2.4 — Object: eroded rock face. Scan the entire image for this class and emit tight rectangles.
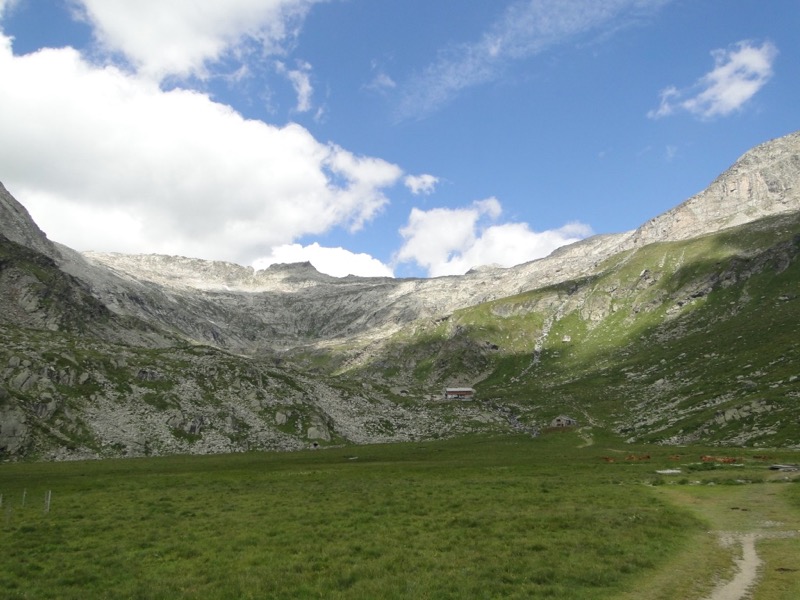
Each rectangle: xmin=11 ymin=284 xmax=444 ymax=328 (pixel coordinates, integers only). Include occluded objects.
xmin=0 ymin=183 xmax=60 ymax=261
xmin=630 ymin=132 xmax=800 ymax=248
xmin=714 ymin=400 xmax=773 ymax=425
xmin=307 ymin=425 xmax=330 ymax=441
xmin=0 ymin=407 xmax=28 ymax=455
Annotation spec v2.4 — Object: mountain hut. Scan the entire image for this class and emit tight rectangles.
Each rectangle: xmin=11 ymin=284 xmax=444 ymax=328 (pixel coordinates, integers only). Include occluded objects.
xmin=444 ymin=387 xmax=475 ymax=400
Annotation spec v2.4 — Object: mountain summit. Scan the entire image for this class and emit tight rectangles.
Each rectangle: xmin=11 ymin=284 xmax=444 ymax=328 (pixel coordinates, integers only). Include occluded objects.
xmin=630 ymin=131 xmax=800 ymax=247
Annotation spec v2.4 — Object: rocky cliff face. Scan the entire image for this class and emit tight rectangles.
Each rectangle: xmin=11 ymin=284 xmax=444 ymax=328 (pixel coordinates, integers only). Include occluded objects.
xmin=0 ymin=183 xmax=60 ymax=261
xmin=630 ymin=131 xmax=800 ymax=247
xmin=1 ymin=130 xmax=799 ymax=459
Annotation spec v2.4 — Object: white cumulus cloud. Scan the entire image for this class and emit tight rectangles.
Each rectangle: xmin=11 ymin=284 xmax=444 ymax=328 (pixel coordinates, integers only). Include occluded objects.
xmin=73 ymin=0 xmax=323 ymax=81
xmin=404 ymin=174 xmax=439 ymax=195
xmin=395 ymin=198 xmax=591 ymax=277
xmin=0 ymin=32 xmax=402 ymax=264
xmin=648 ymin=40 xmax=778 ymax=119
xmin=252 ymin=243 xmax=393 ymax=278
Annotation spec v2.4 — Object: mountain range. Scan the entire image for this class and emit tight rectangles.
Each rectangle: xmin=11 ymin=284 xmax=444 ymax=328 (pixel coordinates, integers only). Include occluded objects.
xmin=1 ymin=130 xmax=799 ymax=459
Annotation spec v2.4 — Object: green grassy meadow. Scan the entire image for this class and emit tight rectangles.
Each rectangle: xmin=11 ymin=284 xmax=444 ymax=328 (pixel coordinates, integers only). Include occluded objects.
xmin=2 ymin=431 xmax=799 ymax=599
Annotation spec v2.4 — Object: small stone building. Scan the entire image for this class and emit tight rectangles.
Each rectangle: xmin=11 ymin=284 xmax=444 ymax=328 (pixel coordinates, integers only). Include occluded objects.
xmin=550 ymin=415 xmax=578 ymax=428
xmin=444 ymin=387 xmax=475 ymax=400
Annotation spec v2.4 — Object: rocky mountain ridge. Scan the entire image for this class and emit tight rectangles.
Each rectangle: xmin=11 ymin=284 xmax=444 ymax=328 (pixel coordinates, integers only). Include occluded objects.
xmin=1 ymin=130 xmax=799 ymax=459
xmin=628 ymin=131 xmax=800 ymax=247
xmin=76 ymin=132 xmax=800 ymax=351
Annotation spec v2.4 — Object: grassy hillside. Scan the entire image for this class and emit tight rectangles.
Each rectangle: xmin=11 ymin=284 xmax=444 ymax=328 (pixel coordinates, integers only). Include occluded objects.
xmin=4 ymin=211 xmax=800 ymax=458
xmin=356 ymin=212 xmax=800 ymax=447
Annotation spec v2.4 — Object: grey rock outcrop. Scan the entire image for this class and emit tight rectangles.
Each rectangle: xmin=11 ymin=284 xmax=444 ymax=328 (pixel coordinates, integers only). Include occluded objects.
xmin=0 ymin=182 xmax=60 ymax=261
xmin=630 ymin=131 xmax=800 ymax=247
xmin=0 ymin=407 xmax=28 ymax=455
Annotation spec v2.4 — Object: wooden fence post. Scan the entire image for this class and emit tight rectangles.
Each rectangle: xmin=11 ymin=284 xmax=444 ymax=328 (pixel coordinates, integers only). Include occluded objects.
xmin=44 ymin=490 xmax=52 ymax=514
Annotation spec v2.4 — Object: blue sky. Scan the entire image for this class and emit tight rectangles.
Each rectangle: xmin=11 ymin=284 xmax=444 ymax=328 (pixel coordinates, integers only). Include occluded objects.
xmin=0 ymin=1 xmax=797 ymax=278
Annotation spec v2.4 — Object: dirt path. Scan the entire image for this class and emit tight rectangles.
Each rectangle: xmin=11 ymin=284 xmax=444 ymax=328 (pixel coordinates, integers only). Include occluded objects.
xmin=657 ymin=479 xmax=799 ymax=600
xmin=704 ymin=531 xmax=797 ymax=600
xmin=703 ymin=532 xmax=762 ymax=600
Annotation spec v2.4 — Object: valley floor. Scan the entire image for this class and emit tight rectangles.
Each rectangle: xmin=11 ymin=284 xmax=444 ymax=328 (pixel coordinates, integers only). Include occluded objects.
xmin=1 ymin=431 xmax=798 ymax=599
